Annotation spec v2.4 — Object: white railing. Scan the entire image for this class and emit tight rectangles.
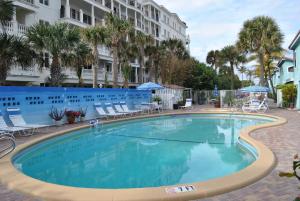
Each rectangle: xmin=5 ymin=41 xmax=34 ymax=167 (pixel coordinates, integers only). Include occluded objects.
xmin=9 ymin=66 xmax=40 ymax=77
xmin=18 ymin=0 xmax=35 ymax=5
xmin=0 ymin=21 xmax=29 ymax=36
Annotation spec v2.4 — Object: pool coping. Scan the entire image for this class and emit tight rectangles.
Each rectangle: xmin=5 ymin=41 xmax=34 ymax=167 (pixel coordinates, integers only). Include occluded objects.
xmin=0 ymin=111 xmax=287 ymax=201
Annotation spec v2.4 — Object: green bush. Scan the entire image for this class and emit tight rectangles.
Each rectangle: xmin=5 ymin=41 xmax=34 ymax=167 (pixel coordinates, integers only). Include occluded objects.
xmin=281 ymin=84 xmax=297 ymax=108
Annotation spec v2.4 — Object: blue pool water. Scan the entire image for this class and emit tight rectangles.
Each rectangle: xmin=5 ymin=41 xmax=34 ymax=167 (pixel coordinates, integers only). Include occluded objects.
xmin=13 ymin=114 xmax=273 ymax=189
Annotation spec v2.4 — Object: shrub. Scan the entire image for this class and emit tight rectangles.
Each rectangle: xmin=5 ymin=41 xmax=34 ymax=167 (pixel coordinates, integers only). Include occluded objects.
xmin=281 ymin=84 xmax=297 ymax=108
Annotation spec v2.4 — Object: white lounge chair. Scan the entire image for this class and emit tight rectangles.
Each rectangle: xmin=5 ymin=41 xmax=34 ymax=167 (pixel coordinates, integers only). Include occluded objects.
xmin=0 ymin=111 xmax=31 ymax=136
xmin=120 ymin=102 xmax=142 ymax=115
xmin=114 ymin=104 xmax=130 ymax=115
xmin=6 ymin=108 xmax=48 ymax=133
xmin=242 ymin=99 xmax=268 ymax=113
xmin=94 ymin=103 xmax=108 ymax=119
xmin=179 ymin=99 xmax=193 ymax=110
xmin=105 ymin=103 xmax=126 ymax=118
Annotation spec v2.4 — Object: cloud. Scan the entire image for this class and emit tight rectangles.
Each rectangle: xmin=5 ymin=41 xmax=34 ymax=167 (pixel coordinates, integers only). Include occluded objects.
xmin=155 ymin=0 xmax=300 ymax=62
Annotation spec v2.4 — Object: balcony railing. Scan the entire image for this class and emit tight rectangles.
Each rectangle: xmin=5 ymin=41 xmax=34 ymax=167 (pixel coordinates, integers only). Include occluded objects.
xmin=0 ymin=21 xmax=29 ymax=36
xmin=17 ymin=0 xmax=35 ymax=6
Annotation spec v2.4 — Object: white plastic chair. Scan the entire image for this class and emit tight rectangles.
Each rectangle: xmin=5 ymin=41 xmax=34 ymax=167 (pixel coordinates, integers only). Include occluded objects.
xmin=105 ymin=104 xmax=126 ymax=118
xmin=0 ymin=111 xmax=31 ymax=136
xmin=242 ymin=99 xmax=268 ymax=113
xmin=179 ymin=99 xmax=193 ymax=110
xmin=114 ymin=104 xmax=130 ymax=115
xmin=94 ymin=103 xmax=108 ymax=119
xmin=120 ymin=102 xmax=142 ymax=115
xmin=6 ymin=108 xmax=48 ymax=132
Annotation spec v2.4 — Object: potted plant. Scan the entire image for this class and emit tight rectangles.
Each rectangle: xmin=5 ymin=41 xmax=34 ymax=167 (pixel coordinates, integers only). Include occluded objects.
xmin=79 ymin=107 xmax=87 ymax=122
xmin=153 ymin=96 xmax=162 ymax=104
xmin=214 ymin=96 xmax=221 ymax=108
xmin=279 ymin=154 xmax=300 ymax=201
xmin=49 ymin=106 xmax=64 ymax=126
xmin=65 ymin=110 xmax=81 ymax=124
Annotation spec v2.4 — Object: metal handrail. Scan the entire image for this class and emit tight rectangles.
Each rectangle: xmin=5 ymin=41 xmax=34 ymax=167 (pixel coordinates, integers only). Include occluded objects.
xmin=0 ymin=135 xmax=16 ymax=159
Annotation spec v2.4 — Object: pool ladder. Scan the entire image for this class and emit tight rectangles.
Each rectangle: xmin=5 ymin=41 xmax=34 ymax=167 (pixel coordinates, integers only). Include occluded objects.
xmin=0 ymin=135 xmax=16 ymax=159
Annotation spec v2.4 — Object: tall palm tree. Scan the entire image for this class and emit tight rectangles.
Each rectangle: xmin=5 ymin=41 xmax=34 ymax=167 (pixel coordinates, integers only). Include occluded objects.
xmin=27 ymin=23 xmax=80 ymax=86
xmin=206 ymin=50 xmax=220 ymax=71
xmin=237 ymin=66 xmax=247 ymax=81
xmin=160 ymin=39 xmax=188 ymax=84
xmin=0 ymin=0 xmax=14 ymax=31
xmin=237 ymin=16 xmax=283 ymax=86
xmin=118 ymin=39 xmax=138 ymax=87
xmin=0 ymin=33 xmax=35 ymax=85
xmin=220 ymin=45 xmax=246 ymax=90
xmin=63 ymin=42 xmax=92 ymax=86
xmin=145 ymin=44 xmax=164 ymax=83
xmin=246 ymin=69 xmax=254 ymax=83
xmin=105 ymin=13 xmax=132 ymax=88
xmin=134 ymin=31 xmax=153 ymax=84
xmin=81 ymin=25 xmax=107 ymax=88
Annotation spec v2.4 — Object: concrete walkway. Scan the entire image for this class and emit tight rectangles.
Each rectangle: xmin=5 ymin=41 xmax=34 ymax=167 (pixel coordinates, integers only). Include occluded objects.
xmin=0 ymin=108 xmax=299 ymax=201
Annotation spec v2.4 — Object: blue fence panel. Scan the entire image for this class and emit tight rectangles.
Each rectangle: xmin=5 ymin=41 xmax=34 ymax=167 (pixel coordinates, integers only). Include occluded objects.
xmin=0 ymin=87 xmax=151 ymax=125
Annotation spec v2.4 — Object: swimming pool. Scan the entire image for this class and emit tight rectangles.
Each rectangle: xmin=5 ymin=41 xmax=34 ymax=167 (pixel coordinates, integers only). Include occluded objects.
xmin=12 ymin=114 xmax=274 ymax=189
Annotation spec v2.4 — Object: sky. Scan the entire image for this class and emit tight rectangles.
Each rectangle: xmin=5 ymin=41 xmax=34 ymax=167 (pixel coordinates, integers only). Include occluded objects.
xmin=155 ymin=0 xmax=300 ymax=63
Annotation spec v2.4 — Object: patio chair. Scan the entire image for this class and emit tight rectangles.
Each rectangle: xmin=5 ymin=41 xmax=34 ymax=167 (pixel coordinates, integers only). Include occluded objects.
xmin=105 ymin=103 xmax=126 ymax=118
xmin=114 ymin=103 xmax=130 ymax=115
xmin=6 ymin=108 xmax=48 ymax=134
xmin=179 ymin=99 xmax=193 ymax=110
xmin=120 ymin=102 xmax=142 ymax=115
xmin=0 ymin=110 xmax=31 ymax=136
xmin=153 ymin=102 xmax=162 ymax=113
xmin=94 ymin=103 xmax=108 ymax=119
xmin=242 ymin=98 xmax=268 ymax=113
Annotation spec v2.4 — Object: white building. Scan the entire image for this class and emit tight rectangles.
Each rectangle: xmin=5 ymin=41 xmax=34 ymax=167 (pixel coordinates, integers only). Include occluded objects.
xmin=1 ymin=0 xmax=190 ymax=87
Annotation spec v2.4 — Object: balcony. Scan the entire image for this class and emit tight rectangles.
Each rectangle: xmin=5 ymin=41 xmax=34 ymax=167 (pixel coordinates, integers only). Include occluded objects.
xmin=14 ymin=0 xmax=38 ymax=12
xmin=8 ymin=66 xmax=40 ymax=77
xmin=0 ymin=21 xmax=29 ymax=36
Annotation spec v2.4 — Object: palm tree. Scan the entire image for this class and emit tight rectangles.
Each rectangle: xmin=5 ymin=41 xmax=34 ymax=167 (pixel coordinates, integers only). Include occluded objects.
xmin=160 ymin=39 xmax=188 ymax=84
xmin=81 ymin=25 xmax=107 ymax=88
xmin=237 ymin=16 xmax=283 ymax=86
xmin=206 ymin=50 xmax=220 ymax=71
xmin=105 ymin=13 xmax=132 ymax=88
xmin=134 ymin=31 xmax=153 ymax=84
xmin=63 ymin=42 xmax=92 ymax=86
xmin=220 ymin=45 xmax=246 ymax=90
xmin=118 ymin=39 xmax=138 ymax=87
xmin=27 ymin=23 xmax=80 ymax=86
xmin=145 ymin=45 xmax=164 ymax=83
xmin=0 ymin=33 xmax=35 ymax=85
xmin=237 ymin=66 xmax=247 ymax=86
xmin=246 ymin=69 xmax=254 ymax=83
xmin=0 ymin=0 xmax=14 ymax=31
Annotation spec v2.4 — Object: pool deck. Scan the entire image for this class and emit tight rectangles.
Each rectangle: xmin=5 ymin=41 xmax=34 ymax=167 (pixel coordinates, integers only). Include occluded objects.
xmin=0 ymin=106 xmax=299 ymax=201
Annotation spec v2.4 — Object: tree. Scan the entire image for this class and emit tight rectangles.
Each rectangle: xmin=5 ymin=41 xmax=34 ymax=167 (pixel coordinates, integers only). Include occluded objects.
xmin=63 ymin=42 xmax=92 ymax=86
xmin=118 ymin=39 xmax=138 ymax=88
xmin=237 ymin=16 xmax=283 ymax=86
xmin=0 ymin=0 xmax=14 ymax=30
xmin=160 ymin=39 xmax=189 ymax=84
xmin=206 ymin=50 xmax=220 ymax=71
xmin=134 ymin=31 xmax=153 ymax=84
xmin=183 ymin=62 xmax=218 ymax=90
xmin=246 ymin=69 xmax=255 ymax=83
xmin=237 ymin=66 xmax=247 ymax=87
xmin=106 ymin=13 xmax=132 ymax=88
xmin=0 ymin=33 xmax=35 ymax=85
xmin=145 ymin=44 xmax=164 ymax=83
xmin=81 ymin=26 xmax=107 ymax=88
xmin=27 ymin=23 xmax=80 ymax=86
xmin=219 ymin=45 xmax=246 ymax=90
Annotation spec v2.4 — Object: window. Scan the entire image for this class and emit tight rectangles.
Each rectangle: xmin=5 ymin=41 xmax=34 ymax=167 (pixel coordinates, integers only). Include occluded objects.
xmin=39 ymin=20 xmax=50 ymax=26
xmin=288 ymin=67 xmax=294 ymax=72
xmin=40 ymin=52 xmax=49 ymax=68
xmin=39 ymin=0 xmax=49 ymax=6
xmin=106 ymin=64 xmax=112 ymax=72
xmin=71 ymin=8 xmax=80 ymax=21
xmin=83 ymin=14 xmax=91 ymax=25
